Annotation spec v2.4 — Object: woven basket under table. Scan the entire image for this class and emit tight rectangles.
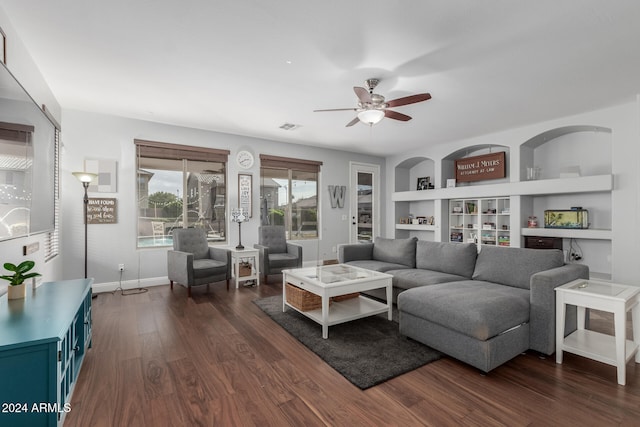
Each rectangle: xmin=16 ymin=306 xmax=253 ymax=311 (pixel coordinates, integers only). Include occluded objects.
xmin=285 ymin=283 xmax=325 ymax=311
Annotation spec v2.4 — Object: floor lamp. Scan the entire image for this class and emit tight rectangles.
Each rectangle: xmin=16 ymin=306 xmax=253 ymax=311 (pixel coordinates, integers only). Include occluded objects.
xmin=72 ymin=172 xmax=97 ymax=279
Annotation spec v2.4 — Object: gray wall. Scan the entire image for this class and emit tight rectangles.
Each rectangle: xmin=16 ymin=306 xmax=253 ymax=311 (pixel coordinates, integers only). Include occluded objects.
xmin=60 ymin=109 xmax=385 ymax=291
xmin=0 ymin=7 xmax=62 ymax=294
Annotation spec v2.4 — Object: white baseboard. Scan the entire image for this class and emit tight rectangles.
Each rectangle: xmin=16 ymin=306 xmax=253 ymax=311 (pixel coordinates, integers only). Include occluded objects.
xmin=92 ymin=276 xmax=169 ymax=294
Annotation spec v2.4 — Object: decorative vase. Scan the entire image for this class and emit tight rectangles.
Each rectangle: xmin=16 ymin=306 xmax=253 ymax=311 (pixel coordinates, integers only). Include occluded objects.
xmin=7 ymin=283 xmax=26 ymax=300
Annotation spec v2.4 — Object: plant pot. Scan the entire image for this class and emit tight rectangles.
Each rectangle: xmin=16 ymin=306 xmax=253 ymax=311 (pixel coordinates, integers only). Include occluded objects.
xmin=7 ymin=283 xmax=26 ymax=300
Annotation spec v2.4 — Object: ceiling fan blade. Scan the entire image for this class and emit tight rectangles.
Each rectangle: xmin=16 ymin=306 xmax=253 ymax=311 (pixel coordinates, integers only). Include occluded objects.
xmin=354 ymin=86 xmax=372 ymax=103
xmin=345 ymin=117 xmax=360 ymax=127
xmin=385 ymin=110 xmax=412 ymax=121
xmin=386 ymin=93 xmax=431 ymax=108
xmin=314 ymin=108 xmax=358 ymax=112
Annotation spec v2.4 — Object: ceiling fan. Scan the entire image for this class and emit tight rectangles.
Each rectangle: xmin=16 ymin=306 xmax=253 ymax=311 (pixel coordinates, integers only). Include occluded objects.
xmin=314 ymin=78 xmax=431 ymax=127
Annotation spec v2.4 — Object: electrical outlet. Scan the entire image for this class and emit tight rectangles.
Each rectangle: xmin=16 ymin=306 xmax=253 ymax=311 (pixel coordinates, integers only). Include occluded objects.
xmin=118 ymin=264 xmax=125 ymax=272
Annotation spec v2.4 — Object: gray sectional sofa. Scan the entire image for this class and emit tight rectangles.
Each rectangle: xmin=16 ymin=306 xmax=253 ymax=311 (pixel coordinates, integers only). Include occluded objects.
xmin=338 ymin=237 xmax=588 ymax=373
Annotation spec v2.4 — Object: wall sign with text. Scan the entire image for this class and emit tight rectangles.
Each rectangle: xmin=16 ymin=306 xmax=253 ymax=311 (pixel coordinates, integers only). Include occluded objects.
xmin=87 ymin=198 xmax=117 ymax=224
xmin=238 ymin=174 xmax=252 ymax=217
xmin=454 ymin=152 xmax=506 ymax=183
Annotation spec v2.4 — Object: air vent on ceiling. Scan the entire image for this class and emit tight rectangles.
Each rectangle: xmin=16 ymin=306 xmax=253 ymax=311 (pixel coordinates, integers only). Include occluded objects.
xmin=279 ymin=123 xmax=299 ymax=131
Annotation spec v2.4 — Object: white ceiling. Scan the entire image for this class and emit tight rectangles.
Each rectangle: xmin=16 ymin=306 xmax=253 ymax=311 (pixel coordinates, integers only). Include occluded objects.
xmin=2 ymin=0 xmax=640 ymax=156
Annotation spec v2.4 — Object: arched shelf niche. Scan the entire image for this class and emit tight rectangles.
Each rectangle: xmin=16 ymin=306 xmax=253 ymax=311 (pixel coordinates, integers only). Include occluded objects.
xmin=518 ymin=125 xmax=613 ymax=279
xmin=441 ymin=144 xmax=509 ymax=187
xmin=393 ymin=156 xmax=436 ymax=238
xmin=519 ymin=125 xmax=612 ymax=181
xmin=394 ymin=156 xmax=435 ymax=192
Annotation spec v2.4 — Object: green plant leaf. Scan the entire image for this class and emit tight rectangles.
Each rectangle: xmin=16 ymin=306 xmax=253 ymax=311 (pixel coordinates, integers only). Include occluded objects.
xmin=3 ymin=262 xmax=17 ymax=272
xmin=16 ymin=260 xmax=35 ymax=273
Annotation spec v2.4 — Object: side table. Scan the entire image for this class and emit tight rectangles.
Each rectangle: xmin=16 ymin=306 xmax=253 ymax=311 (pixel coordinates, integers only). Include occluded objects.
xmin=555 ymin=278 xmax=640 ymax=385
xmin=229 ymin=247 xmax=260 ymax=288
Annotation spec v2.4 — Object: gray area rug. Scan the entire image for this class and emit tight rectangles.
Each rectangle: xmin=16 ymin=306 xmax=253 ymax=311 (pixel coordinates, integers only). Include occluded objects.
xmin=253 ymin=295 xmax=441 ymax=389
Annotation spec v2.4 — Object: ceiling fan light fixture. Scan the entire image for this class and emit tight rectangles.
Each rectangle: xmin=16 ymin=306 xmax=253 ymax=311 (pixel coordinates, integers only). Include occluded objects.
xmin=357 ymin=109 xmax=385 ymax=125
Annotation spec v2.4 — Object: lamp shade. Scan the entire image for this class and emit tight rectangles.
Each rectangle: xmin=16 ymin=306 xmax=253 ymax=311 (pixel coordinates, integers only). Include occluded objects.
xmin=357 ymin=109 xmax=385 ymax=125
xmin=231 ymin=207 xmax=247 ymax=223
xmin=72 ymin=171 xmax=98 ymax=183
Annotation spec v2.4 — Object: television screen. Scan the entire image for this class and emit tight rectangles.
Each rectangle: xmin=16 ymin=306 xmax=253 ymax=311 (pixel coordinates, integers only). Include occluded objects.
xmin=0 ymin=62 xmax=55 ymax=240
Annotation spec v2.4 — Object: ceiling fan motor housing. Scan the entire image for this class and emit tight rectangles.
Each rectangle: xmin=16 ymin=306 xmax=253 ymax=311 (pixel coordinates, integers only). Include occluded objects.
xmin=365 ymin=78 xmax=380 ymax=92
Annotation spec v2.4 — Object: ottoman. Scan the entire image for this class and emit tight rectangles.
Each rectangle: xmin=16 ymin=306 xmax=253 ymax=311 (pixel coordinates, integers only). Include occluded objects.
xmin=398 ymin=280 xmax=531 ymax=373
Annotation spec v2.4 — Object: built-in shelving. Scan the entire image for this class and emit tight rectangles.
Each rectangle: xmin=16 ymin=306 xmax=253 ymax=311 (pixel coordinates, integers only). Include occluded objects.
xmin=392 ymin=125 xmax=614 ymax=278
xmin=449 ymin=197 xmax=511 ymax=248
xmin=520 ymin=227 xmax=612 ymax=240
xmin=392 ymin=174 xmax=613 ymax=202
xmin=395 ymin=224 xmax=437 ymax=231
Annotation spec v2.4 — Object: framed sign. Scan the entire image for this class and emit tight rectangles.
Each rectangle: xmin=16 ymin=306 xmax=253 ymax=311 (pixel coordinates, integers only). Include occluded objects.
xmin=87 ymin=198 xmax=117 ymax=224
xmin=455 ymin=152 xmax=506 ymax=183
xmin=238 ymin=173 xmax=252 ymax=217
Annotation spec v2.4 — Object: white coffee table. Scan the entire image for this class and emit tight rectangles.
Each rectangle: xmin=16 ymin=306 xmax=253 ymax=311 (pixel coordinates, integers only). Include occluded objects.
xmin=282 ymin=264 xmax=392 ymax=339
xmin=555 ymin=278 xmax=640 ymax=385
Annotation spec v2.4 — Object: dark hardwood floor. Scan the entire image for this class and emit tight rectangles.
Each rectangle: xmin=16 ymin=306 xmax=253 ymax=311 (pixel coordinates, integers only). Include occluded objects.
xmin=64 ymin=280 xmax=640 ymax=426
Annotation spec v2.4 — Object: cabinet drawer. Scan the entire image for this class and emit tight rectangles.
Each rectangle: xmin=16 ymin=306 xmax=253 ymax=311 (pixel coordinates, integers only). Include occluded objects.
xmin=524 ymin=236 xmax=563 ymax=250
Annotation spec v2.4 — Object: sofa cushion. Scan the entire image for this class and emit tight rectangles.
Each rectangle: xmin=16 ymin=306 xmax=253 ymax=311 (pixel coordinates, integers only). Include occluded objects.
xmin=193 ymin=259 xmax=227 ymax=278
xmin=472 ymin=246 xmax=564 ymax=289
xmin=416 ymin=241 xmax=477 ymax=278
xmin=387 ymin=268 xmax=468 ymax=291
xmin=372 ymin=237 xmax=417 ymax=268
xmin=398 ymin=280 xmax=531 ymax=341
xmin=344 ymin=260 xmax=411 ymax=273
xmin=268 ymin=253 xmax=300 ymax=269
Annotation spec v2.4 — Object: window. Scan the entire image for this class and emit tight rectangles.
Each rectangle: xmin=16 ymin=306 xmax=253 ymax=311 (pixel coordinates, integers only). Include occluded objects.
xmin=259 ymin=155 xmax=322 ymax=239
xmin=45 ymin=127 xmax=60 ymax=261
xmin=135 ymin=140 xmax=229 ymax=248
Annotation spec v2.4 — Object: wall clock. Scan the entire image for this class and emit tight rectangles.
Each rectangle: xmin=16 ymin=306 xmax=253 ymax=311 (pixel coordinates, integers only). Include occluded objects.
xmin=236 ymin=150 xmax=254 ymax=169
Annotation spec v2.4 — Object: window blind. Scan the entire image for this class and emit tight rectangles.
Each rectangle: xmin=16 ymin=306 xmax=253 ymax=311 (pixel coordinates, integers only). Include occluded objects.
xmin=259 ymin=154 xmax=322 ymax=172
xmin=134 ymin=139 xmax=230 ymax=162
xmin=44 ymin=127 xmax=60 ymax=261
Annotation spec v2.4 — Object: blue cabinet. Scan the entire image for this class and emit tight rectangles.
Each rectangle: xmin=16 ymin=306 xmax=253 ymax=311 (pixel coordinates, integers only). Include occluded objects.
xmin=0 ymin=279 xmax=93 ymax=426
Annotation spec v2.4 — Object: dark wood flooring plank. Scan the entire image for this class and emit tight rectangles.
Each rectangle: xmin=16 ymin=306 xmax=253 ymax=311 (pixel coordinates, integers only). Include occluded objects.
xmin=113 ymin=357 xmax=147 ymax=427
xmin=166 ymin=357 xmax=215 ymax=425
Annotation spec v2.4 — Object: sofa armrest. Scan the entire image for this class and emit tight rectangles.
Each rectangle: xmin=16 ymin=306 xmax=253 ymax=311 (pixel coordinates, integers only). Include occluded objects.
xmin=167 ymin=250 xmax=194 ymax=285
xmin=529 ymin=263 xmax=589 ymax=354
xmin=254 ymin=244 xmax=270 ymax=275
xmin=286 ymin=242 xmax=303 ymax=268
xmin=208 ymin=247 xmax=232 ymax=278
xmin=338 ymin=243 xmax=374 ymax=263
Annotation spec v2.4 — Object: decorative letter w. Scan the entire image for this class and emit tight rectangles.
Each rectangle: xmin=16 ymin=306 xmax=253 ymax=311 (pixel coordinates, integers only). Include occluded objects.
xmin=328 ymin=185 xmax=346 ymax=208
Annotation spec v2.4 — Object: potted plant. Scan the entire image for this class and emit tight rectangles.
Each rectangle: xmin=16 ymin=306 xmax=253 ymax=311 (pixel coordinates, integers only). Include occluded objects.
xmin=1 ymin=261 xmax=41 ymax=300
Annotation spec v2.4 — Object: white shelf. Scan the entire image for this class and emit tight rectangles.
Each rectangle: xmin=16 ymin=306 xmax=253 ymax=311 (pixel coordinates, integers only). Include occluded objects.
xmin=521 ymin=227 xmax=612 ymax=240
xmin=395 ymin=224 xmax=436 ymax=231
xmin=289 ymin=296 xmax=389 ymax=326
xmin=450 ymin=197 xmax=510 ymax=248
xmin=562 ymin=329 xmax=638 ymax=367
xmin=392 ymin=174 xmax=613 ymax=201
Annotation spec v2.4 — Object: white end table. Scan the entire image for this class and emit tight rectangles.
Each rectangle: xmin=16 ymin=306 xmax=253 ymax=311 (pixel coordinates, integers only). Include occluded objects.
xmin=229 ymin=247 xmax=260 ymax=288
xmin=555 ymin=279 xmax=640 ymax=385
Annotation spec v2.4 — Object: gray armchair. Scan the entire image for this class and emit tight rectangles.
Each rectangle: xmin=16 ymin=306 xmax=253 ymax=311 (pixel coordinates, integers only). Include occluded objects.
xmin=168 ymin=228 xmax=231 ymax=297
xmin=254 ymin=226 xmax=302 ymax=283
